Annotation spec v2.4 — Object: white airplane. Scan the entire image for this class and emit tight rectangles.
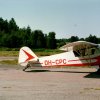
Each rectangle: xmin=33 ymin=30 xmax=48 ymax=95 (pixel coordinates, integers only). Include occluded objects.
xmin=18 ymin=41 xmax=100 ymax=73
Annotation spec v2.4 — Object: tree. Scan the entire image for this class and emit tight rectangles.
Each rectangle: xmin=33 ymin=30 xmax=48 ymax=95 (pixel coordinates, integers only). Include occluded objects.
xmin=24 ymin=26 xmax=31 ymax=46
xmin=44 ymin=34 xmax=48 ymax=48
xmin=30 ymin=30 xmax=46 ymax=48
xmin=56 ymin=39 xmax=67 ymax=48
xmin=3 ymin=20 xmax=9 ymax=33
xmin=9 ymin=18 xmax=19 ymax=32
xmin=1 ymin=32 xmax=22 ymax=48
xmin=37 ymin=31 xmax=45 ymax=48
xmin=69 ymin=36 xmax=79 ymax=42
xmin=0 ymin=17 xmax=5 ymax=32
xmin=80 ymin=38 xmax=85 ymax=41
xmin=85 ymin=34 xmax=98 ymax=44
xmin=30 ymin=30 xmax=39 ymax=48
xmin=47 ymin=32 xmax=57 ymax=49
xmin=98 ymin=38 xmax=100 ymax=44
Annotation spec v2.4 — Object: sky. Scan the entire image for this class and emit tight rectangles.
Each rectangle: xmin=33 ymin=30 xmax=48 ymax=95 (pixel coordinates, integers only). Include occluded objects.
xmin=0 ymin=0 xmax=100 ymax=39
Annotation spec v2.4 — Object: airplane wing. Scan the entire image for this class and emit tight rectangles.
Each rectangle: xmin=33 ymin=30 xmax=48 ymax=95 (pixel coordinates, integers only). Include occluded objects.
xmin=59 ymin=41 xmax=99 ymax=57
xmin=59 ymin=41 xmax=98 ymax=51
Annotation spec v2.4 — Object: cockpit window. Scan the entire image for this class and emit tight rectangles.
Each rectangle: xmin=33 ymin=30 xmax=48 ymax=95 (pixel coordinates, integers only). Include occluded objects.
xmin=73 ymin=47 xmax=96 ymax=57
xmin=91 ymin=49 xmax=95 ymax=55
xmin=73 ymin=51 xmax=80 ymax=57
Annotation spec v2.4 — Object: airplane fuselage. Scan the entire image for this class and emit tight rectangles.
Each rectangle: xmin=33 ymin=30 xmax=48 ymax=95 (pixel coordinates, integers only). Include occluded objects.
xmin=31 ymin=51 xmax=100 ymax=68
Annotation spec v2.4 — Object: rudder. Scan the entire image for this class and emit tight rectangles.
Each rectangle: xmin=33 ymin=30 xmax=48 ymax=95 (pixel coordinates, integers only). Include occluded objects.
xmin=18 ymin=46 xmax=38 ymax=66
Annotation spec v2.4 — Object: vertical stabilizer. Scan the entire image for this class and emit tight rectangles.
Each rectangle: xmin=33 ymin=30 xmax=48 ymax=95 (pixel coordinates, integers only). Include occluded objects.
xmin=18 ymin=46 xmax=38 ymax=66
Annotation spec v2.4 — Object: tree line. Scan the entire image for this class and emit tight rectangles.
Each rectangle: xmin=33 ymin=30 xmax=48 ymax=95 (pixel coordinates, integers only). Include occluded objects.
xmin=0 ymin=17 xmax=100 ymax=49
xmin=57 ymin=35 xmax=100 ymax=48
xmin=0 ymin=17 xmax=56 ymax=49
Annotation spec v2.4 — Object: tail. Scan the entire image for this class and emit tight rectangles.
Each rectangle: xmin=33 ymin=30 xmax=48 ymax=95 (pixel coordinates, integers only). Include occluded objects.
xmin=18 ymin=46 xmax=38 ymax=66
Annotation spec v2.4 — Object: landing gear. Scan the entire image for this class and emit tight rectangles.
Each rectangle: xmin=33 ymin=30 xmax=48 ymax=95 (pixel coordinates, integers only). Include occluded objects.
xmin=96 ymin=65 xmax=100 ymax=74
xmin=23 ymin=64 xmax=31 ymax=71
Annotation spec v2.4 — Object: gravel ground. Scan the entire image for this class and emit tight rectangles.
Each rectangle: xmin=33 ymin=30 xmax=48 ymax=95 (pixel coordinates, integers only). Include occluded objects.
xmin=0 ymin=64 xmax=100 ymax=100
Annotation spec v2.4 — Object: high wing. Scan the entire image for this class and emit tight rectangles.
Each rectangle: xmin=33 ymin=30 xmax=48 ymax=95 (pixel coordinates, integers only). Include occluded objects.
xmin=59 ymin=41 xmax=98 ymax=51
xmin=59 ymin=41 xmax=99 ymax=57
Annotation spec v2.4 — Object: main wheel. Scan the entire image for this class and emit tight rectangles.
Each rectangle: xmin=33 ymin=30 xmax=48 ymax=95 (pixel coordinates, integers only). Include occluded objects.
xmin=96 ymin=65 xmax=100 ymax=74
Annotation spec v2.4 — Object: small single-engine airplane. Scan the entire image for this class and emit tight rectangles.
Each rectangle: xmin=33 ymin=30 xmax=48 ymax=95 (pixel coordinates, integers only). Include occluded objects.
xmin=18 ymin=41 xmax=100 ymax=73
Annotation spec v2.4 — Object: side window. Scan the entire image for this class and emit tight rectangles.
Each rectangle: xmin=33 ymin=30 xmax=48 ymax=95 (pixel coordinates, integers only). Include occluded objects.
xmin=73 ymin=48 xmax=88 ymax=57
xmin=73 ymin=51 xmax=80 ymax=57
xmin=91 ymin=49 xmax=95 ymax=55
xmin=74 ymin=48 xmax=96 ymax=57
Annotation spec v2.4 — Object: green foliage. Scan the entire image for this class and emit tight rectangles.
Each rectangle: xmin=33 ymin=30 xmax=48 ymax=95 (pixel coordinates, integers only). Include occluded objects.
xmin=85 ymin=34 xmax=98 ymax=44
xmin=0 ymin=17 xmax=57 ymax=49
xmin=69 ymin=36 xmax=79 ymax=42
xmin=0 ymin=17 xmax=100 ymax=50
xmin=9 ymin=18 xmax=19 ymax=32
xmin=30 ymin=30 xmax=46 ymax=48
xmin=0 ymin=51 xmax=18 ymax=56
xmin=56 ymin=35 xmax=100 ymax=48
xmin=0 ymin=59 xmax=17 ymax=65
xmin=47 ymin=32 xmax=57 ymax=49
xmin=56 ymin=39 xmax=68 ymax=48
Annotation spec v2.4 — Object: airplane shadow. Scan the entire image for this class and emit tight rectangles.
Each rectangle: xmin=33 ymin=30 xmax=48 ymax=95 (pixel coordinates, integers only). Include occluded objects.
xmin=52 ymin=71 xmax=90 ymax=73
xmin=25 ymin=69 xmax=90 ymax=73
xmin=84 ymin=72 xmax=100 ymax=78
xmin=55 ymin=71 xmax=100 ymax=78
xmin=25 ymin=70 xmax=50 ymax=72
xmin=25 ymin=69 xmax=100 ymax=78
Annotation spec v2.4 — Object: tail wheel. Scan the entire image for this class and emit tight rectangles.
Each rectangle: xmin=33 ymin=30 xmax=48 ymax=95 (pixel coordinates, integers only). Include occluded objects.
xmin=23 ymin=63 xmax=31 ymax=71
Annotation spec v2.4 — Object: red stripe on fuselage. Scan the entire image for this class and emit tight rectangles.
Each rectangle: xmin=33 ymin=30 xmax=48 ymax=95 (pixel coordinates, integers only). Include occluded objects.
xmin=30 ymin=55 xmax=100 ymax=68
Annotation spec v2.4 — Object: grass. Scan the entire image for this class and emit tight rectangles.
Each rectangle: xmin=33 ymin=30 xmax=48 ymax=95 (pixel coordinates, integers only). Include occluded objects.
xmin=84 ymin=88 xmax=100 ymax=91
xmin=0 ymin=49 xmax=64 ymax=57
xmin=0 ymin=59 xmax=18 ymax=65
xmin=95 ymin=88 xmax=100 ymax=90
xmin=32 ymin=49 xmax=64 ymax=56
xmin=0 ymin=51 xmax=19 ymax=57
xmin=0 ymin=49 xmax=64 ymax=65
